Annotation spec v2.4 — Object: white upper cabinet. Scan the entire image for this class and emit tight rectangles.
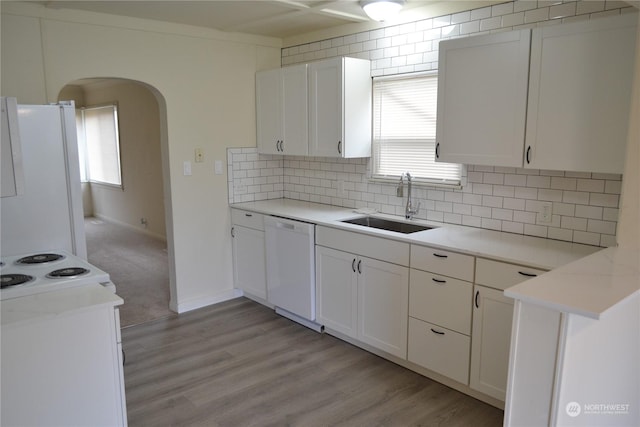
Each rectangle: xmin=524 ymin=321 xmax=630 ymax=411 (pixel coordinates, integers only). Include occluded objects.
xmin=436 ymin=30 xmax=531 ymax=167
xmin=525 ymin=14 xmax=637 ymax=173
xmin=256 ymin=64 xmax=308 ymax=156
xmin=309 ymin=57 xmax=372 ymax=158
xmin=436 ymin=14 xmax=636 ymax=173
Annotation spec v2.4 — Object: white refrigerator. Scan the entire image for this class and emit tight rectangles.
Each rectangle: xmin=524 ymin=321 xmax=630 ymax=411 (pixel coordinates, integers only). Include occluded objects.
xmin=1 ymin=97 xmax=87 ymax=259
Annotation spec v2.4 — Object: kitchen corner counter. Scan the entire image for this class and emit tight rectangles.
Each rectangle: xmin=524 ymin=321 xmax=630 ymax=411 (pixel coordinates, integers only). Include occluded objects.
xmin=1 ymin=284 xmax=123 ymax=327
xmin=504 ymin=247 xmax=640 ymax=319
xmin=230 ymin=198 xmax=601 ymax=271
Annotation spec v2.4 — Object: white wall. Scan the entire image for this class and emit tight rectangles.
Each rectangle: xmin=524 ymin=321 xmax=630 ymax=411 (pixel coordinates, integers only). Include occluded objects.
xmin=1 ymin=2 xmax=281 ymax=312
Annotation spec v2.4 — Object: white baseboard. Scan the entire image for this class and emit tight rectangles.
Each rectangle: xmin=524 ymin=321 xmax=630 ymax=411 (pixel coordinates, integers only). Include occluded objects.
xmin=172 ymin=288 xmax=242 ymax=314
xmin=90 ymin=214 xmax=167 ymax=242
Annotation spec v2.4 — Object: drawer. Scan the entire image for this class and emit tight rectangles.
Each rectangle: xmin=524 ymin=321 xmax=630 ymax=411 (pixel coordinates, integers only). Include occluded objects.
xmin=409 ymin=269 xmax=472 ymax=335
xmin=316 ymin=226 xmax=410 ymax=267
xmin=231 ymin=209 xmax=264 ymax=231
xmin=410 ymin=245 xmax=474 ymax=281
xmin=408 ymin=317 xmax=470 ymax=385
xmin=475 ymin=258 xmax=547 ymax=291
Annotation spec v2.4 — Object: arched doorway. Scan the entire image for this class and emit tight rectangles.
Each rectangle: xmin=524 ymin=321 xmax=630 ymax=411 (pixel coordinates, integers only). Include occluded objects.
xmin=58 ymin=78 xmax=176 ymax=327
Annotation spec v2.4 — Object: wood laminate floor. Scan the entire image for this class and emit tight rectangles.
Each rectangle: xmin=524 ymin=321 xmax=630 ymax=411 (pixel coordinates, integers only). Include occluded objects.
xmin=122 ymin=297 xmax=504 ymax=426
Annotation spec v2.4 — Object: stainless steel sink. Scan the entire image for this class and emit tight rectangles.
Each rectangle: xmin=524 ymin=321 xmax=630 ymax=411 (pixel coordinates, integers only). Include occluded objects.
xmin=340 ymin=216 xmax=435 ymax=234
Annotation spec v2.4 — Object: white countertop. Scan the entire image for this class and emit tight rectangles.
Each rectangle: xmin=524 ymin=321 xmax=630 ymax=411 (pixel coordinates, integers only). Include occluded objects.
xmin=505 ymin=247 xmax=640 ymax=319
xmin=231 ymin=199 xmax=600 ymax=271
xmin=1 ymin=284 xmax=123 ymax=327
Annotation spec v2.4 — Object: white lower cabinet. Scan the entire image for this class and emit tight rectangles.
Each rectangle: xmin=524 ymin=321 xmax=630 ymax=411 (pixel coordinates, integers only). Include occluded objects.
xmin=315 ymin=245 xmax=358 ymax=337
xmin=316 ymin=245 xmax=409 ymax=358
xmin=357 ymin=256 xmax=409 ymax=359
xmin=408 ymin=317 xmax=470 ymax=385
xmin=231 ymin=209 xmax=267 ymax=300
xmin=469 ymin=285 xmax=515 ymax=401
xmin=470 ymin=258 xmax=546 ymax=401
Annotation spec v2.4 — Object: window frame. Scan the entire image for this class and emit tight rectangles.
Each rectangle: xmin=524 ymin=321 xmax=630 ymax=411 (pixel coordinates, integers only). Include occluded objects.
xmin=368 ymin=71 xmax=463 ymax=189
xmin=79 ymin=103 xmax=124 ymax=190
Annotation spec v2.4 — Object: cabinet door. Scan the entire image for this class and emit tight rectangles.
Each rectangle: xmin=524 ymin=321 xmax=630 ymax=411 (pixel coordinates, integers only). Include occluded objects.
xmin=525 ymin=14 xmax=637 ymax=173
xmin=358 ymin=256 xmax=409 ymax=359
xmin=256 ymin=68 xmax=283 ymax=155
xmin=309 ymin=58 xmax=343 ymax=157
xmin=315 ymin=246 xmax=358 ymax=338
xmin=470 ymin=285 xmax=514 ymax=401
xmin=232 ymin=225 xmax=267 ymax=300
xmin=436 ymin=29 xmax=530 ymax=167
xmin=281 ymin=64 xmax=309 ymax=156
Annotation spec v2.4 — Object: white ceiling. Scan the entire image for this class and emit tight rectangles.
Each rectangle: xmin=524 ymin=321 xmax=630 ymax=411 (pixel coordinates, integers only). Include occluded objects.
xmin=34 ymin=0 xmax=505 ymax=44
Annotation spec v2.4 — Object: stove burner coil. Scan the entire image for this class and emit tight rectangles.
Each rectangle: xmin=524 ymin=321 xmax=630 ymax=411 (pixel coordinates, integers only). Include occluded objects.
xmin=16 ymin=253 xmax=65 ymax=265
xmin=1 ymin=274 xmax=35 ymax=288
xmin=46 ymin=267 xmax=90 ymax=279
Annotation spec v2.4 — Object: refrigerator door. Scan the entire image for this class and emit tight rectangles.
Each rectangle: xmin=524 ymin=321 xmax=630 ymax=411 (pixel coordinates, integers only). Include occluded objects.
xmin=0 ymin=103 xmax=87 ymax=259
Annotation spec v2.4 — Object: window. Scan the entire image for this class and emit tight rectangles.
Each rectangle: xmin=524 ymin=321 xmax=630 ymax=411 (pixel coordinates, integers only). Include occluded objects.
xmin=371 ymin=73 xmax=461 ymax=186
xmin=78 ymin=104 xmax=122 ymax=187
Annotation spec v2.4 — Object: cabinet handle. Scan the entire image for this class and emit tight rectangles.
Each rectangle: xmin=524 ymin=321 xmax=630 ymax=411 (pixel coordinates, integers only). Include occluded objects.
xmin=231 ymin=227 xmax=235 ymax=238
xmin=432 ymin=278 xmax=447 ymax=284
xmin=245 ymin=213 xmax=253 ymax=217
xmin=338 ymin=140 xmax=342 ymax=155
xmin=526 ymin=146 xmax=531 ymax=164
xmin=518 ymin=271 xmax=538 ymax=278
xmin=280 ymin=140 xmax=284 ymax=152
xmin=276 ymin=140 xmax=280 ymax=151
xmin=352 ymin=258 xmax=356 ymax=273
xmin=430 ymin=328 xmax=445 ymax=335
xmin=475 ymin=290 xmax=480 ymax=309
xmin=435 ymin=142 xmax=440 ymax=159
xmin=433 ymin=253 xmax=448 ymax=259
xmin=357 ymin=259 xmax=362 ymax=274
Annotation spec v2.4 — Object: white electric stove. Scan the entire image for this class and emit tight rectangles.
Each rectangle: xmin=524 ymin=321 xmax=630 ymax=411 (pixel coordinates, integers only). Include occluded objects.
xmin=0 ymin=249 xmax=116 ymax=300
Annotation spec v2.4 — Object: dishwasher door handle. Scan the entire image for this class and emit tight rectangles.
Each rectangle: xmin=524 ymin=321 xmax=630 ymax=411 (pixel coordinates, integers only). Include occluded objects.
xmin=276 ymin=222 xmax=295 ymax=230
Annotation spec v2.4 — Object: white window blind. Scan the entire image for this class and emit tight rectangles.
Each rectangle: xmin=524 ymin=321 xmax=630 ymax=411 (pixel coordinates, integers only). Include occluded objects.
xmin=372 ymin=73 xmax=461 ymax=185
xmin=82 ymin=104 xmax=122 ymax=187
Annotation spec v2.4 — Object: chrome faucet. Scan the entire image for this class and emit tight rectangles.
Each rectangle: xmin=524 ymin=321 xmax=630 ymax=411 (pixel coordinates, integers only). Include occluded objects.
xmin=400 ymin=172 xmax=420 ymax=220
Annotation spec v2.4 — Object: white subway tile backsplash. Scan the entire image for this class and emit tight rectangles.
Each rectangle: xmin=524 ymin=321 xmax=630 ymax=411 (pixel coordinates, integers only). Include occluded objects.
xmin=525 ymin=6 xmax=550 ymax=23
xmin=577 ymin=178 xmax=605 ymax=192
xmin=575 ymin=205 xmax=603 ymax=219
xmin=563 ymin=191 xmax=590 ymax=205
xmin=504 ymin=197 xmax=526 ymax=211
xmin=493 ymin=2 xmax=515 ymax=16
xmin=573 ymin=230 xmax=601 ymax=246
xmin=589 ymin=193 xmax=619 ymax=207
xmin=503 ymin=10 xmax=526 ymax=27
xmin=550 ymin=2 xmax=577 ymax=19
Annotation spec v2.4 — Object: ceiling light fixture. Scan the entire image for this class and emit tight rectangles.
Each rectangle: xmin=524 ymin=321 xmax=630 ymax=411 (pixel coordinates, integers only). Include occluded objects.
xmin=360 ymin=0 xmax=405 ymax=22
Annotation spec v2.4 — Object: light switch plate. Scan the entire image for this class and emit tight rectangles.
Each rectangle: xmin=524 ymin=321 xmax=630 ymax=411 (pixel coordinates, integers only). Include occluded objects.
xmin=214 ymin=160 xmax=223 ymax=175
xmin=183 ymin=161 xmax=192 ymax=176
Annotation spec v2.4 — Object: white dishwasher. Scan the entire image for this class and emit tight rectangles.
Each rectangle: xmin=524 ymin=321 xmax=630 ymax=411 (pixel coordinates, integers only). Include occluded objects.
xmin=264 ymin=216 xmax=318 ymax=329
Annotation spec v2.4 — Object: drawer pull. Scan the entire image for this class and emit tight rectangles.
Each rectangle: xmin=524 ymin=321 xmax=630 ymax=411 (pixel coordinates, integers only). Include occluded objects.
xmin=431 ymin=328 xmax=445 ymax=335
xmin=431 ymin=278 xmax=447 ymax=284
xmin=518 ymin=271 xmax=538 ymax=278
xmin=433 ymin=253 xmax=448 ymax=259
xmin=244 ymin=213 xmax=253 ymax=217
